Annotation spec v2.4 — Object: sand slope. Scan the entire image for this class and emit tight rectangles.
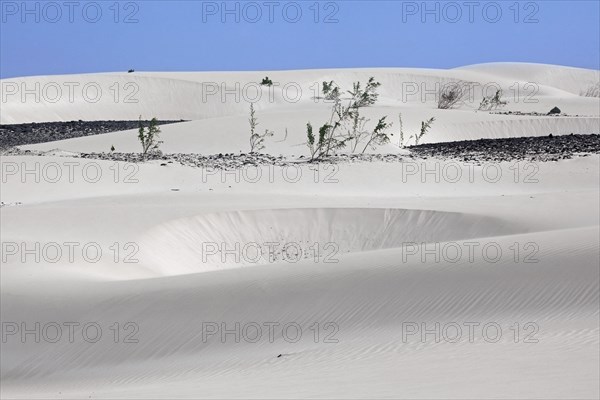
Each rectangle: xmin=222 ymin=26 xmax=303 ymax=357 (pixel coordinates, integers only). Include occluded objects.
xmin=1 ymin=64 xmax=599 ymax=398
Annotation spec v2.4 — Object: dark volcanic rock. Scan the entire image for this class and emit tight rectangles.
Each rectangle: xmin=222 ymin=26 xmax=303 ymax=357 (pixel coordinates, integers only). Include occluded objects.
xmin=0 ymin=120 xmax=186 ymax=149
xmin=407 ymin=134 xmax=600 ymax=162
xmin=548 ymin=107 xmax=561 ymax=115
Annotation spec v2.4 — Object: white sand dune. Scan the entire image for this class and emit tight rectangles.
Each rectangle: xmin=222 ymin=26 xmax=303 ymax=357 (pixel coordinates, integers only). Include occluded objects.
xmin=457 ymin=62 xmax=600 ymax=95
xmin=1 ymin=63 xmax=599 ymax=398
xmin=3 ymin=64 xmax=599 ymax=151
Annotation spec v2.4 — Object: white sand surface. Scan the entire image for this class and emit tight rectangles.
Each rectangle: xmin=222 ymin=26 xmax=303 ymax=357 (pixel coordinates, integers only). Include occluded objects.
xmin=1 ymin=63 xmax=599 ymax=398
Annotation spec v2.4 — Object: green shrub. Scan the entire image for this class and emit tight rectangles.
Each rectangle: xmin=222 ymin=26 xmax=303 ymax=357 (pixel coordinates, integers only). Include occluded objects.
xmin=138 ymin=117 xmax=162 ymax=160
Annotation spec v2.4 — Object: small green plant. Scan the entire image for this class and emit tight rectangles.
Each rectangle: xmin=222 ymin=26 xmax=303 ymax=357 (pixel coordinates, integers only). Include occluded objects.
xmin=360 ymin=117 xmax=392 ymax=153
xmin=249 ymin=103 xmax=258 ymax=138
xmin=306 ymin=122 xmax=329 ymax=162
xmin=411 ymin=117 xmax=435 ymax=145
xmin=248 ymin=103 xmax=274 ymax=153
xmin=398 ymin=113 xmax=405 ymax=148
xmin=348 ymin=113 xmax=369 ymax=153
xmin=261 ymin=77 xmax=273 ymax=86
xmin=397 ymin=114 xmax=435 ymax=147
xmin=137 ymin=117 xmax=162 ymax=160
xmin=250 ymin=129 xmax=274 ymax=153
xmin=479 ymin=89 xmax=507 ymax=111
xmin=438 ymin=81 xmax=471 ymax=109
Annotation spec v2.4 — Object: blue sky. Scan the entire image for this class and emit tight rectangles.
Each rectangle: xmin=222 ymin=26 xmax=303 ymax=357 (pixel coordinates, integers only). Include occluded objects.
xmin=1 ymin=0 xmax=599 ymax=78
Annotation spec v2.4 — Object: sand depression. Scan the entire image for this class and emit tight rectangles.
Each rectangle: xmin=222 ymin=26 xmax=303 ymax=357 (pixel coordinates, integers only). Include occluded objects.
xmin=137 ymin=207 xmax=525 ymax=275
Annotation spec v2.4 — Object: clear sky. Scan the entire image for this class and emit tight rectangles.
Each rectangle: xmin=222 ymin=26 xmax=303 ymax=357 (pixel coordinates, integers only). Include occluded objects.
xmin=1 ymin=0 xmax=599 ymax=78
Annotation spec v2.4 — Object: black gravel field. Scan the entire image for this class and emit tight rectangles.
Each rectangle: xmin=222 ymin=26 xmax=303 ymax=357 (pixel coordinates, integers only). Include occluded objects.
xmin=0 ymin=120 xmax=186 ymax=149
xmin=406 ymin=133 xmax=600 ymax=162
